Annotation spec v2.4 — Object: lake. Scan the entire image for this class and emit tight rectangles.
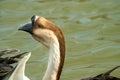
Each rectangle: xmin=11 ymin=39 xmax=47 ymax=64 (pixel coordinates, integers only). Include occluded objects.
xmin=0 ymin=0 xmax=120 ymax=80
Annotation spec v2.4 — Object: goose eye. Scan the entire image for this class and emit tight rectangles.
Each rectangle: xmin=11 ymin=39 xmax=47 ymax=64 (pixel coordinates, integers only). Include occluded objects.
xmin=38 ymin=25 xmax=41 ymax=28
xmin=38 ymin=25 xmax=43 ymax=28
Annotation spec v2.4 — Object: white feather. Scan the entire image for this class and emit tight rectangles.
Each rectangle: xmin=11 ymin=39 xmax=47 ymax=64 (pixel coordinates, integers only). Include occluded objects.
xmin=8 ymin=52 xmax=31 ymax=80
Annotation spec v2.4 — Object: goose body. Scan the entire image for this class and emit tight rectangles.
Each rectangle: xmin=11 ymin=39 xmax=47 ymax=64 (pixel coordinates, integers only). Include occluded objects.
xmin=0 ymin=49 xmax=31 ymax=80
xmin=8 ymin=52 xmax=31 ymax=80
xmin=19 ymin=15 xmax=65 ymax=80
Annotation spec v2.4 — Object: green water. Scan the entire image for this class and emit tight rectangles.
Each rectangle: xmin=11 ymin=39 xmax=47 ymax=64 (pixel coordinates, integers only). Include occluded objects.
xmin=0 ymin=0 xmax=120 ymax=80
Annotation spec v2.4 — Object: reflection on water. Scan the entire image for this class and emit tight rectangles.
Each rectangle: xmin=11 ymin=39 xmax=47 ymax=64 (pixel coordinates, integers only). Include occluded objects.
xmin=0 ymin=0 xmax=120 ymax=79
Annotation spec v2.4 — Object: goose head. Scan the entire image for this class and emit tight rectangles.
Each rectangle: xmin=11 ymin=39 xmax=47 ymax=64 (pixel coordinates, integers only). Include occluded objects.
xmin=19 ymin=15 xmax=63 ymax=48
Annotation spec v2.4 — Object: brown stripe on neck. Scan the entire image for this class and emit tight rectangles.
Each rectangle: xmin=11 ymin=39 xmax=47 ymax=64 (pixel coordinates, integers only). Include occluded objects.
xmin=56 ymin=29 xmax=65 ymax=80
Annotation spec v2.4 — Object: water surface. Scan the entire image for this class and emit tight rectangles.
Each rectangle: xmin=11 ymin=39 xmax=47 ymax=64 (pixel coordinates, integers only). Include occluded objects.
xmin=0 ymin=0 xmax=120 ymax=80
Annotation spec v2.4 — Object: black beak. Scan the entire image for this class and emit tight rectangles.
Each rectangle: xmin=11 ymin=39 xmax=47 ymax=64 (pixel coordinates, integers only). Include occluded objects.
xmin=18 ymin=23 xmax=33 ymax=34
